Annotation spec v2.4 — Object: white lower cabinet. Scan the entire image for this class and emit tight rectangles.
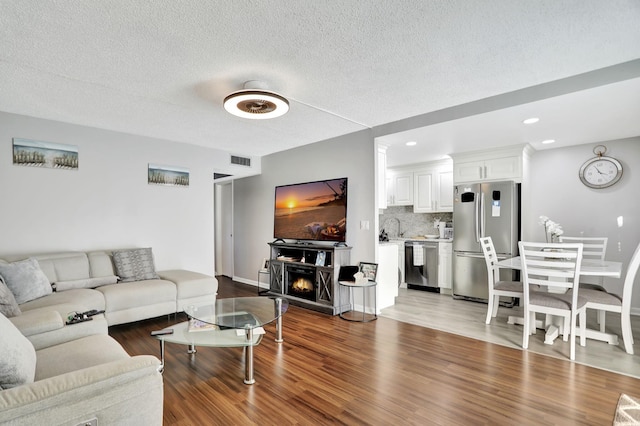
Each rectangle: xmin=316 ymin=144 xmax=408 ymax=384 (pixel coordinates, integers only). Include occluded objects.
xmin=438 ymin=242 xmax=452 ymax=289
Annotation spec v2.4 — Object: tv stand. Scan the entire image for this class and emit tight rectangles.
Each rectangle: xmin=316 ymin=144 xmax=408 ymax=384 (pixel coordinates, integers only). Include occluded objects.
xmin=272 ymin=238 xmax=286 ymax=244
xmin=266 ymin=242 xmax=351 ymax=315
xmin=333 ymin=242 xmax=348 ymax=247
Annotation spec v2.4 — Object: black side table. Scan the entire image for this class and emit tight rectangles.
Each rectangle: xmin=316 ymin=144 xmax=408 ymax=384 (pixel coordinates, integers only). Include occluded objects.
xmin=338 ymin=280 xmax=377 ymax=322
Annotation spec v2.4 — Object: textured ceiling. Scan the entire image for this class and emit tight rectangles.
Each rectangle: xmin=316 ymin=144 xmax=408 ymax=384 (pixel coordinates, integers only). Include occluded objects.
xmin=1 ymin=1 xmax=640 ymax=159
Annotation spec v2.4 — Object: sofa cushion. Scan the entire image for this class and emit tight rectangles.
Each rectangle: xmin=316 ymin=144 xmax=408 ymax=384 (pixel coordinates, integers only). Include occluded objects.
xmin=0 ymin=275 xmax=21 ymax=318
xmin=87 ymin=251 xmax=117 ymax=277
xmin=157 ymin=269 xmax=218 ymax=299
xmin=19 ymin=288 xmax=105 ymax=313
xmin=34 ymin=253 xmax=90 ymax=282
xmin=54 ymin=275 xmax=118 ymax=292
xmin=0 ymin=313 xmax=37 ymax=390
xmin=97 ymin=279 xmax=175 ymax=312
xmin=0 ymin=258 xmax=52 ymax=304
xmin=35 ymin=334 xmax=129 ymax=380
xmin=112 ymin=248 xmax=160 ymax=283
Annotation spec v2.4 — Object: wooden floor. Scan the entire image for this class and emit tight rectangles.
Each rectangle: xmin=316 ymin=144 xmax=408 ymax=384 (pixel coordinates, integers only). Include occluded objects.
xmin=110 ymin=277 xmax=640 ymax=425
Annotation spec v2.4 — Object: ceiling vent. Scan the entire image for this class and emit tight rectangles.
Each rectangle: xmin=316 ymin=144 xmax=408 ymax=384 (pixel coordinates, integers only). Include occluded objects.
xmin=230 ymin=155 xmax=251 ymax=167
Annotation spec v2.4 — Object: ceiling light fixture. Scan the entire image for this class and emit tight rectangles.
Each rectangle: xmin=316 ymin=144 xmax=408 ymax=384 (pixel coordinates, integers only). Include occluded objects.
xmin=523 ymin=117 xmax=539 ymax=124
xmin=406 ymin=141 xmax=417 ymax=146
xmin=541 ymin=139 xmax=556 ymax=144
xmin=223 ymin=80 xmax=289 ymax=119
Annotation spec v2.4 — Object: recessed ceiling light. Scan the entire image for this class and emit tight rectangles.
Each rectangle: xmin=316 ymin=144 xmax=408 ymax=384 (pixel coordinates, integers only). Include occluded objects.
xmin=223 ymin=81 xmax=289 ymax=120
xmin=523 ymin=117 xmax=539 ymax=124
xmin=541 ymin=139 xmax=556 ymax=145
xmin=406 ymin=141 xmax=417 ymax=146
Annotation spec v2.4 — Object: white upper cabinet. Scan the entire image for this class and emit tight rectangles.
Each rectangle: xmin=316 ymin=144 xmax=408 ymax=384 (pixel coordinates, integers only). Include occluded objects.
xmin=412 ymin=160 xmax=453 ymax=213
xmin=387 ymin=171 xmax=413 ymax=206
xmin=451 ymin=144 xmax=533 ymax=183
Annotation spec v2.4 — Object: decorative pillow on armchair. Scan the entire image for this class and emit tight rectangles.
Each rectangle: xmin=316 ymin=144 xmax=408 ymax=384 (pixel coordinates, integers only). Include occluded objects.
xmin=112 ymin=248 xmax=160 ymax=283
xmin=0 ymin=258 xmax=52 ymax=304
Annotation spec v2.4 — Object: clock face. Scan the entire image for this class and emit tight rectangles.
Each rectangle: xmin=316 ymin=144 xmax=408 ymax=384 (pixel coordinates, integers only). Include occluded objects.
xmin=579 ymin=157 xmax=623 ymax=188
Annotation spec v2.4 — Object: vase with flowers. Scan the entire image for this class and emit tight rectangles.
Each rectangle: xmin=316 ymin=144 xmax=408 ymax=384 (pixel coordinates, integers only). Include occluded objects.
xmin=539 ymin=216 xmax=564 ymax=243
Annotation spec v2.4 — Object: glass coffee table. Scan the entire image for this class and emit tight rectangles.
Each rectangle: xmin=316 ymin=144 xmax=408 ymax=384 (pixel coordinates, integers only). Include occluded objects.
xmin=153 ymin=296 xmax=288 ymax=384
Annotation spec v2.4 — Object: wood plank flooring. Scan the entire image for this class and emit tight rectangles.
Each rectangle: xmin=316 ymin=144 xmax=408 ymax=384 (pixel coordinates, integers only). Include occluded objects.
xmin=109 ymin=277 xmax=640 ymax=425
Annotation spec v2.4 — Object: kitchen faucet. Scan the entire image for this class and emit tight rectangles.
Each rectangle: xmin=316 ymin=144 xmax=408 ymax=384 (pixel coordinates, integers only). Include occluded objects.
xmin=383 ymin=217 xmax=404 ymax=238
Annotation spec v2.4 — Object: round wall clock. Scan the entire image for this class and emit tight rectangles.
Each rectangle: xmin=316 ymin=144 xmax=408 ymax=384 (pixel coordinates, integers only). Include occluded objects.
xmin=579 ymin=145 xmax=623 ymax=189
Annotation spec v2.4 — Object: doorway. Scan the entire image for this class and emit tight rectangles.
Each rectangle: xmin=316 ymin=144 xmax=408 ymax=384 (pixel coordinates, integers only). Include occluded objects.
xmin=215 ymin=181 xmax=233 ymax=278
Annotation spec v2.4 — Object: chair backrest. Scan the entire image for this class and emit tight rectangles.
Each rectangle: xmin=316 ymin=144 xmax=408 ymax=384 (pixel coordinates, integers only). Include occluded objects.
xmin=559 ymin=236 xmax=607 ymax=286
xmin=558 ymin=236 xmax=607 ymax=260
xmin=621 ymin=242 xmax=640 ymax=314
xmin=480 ymin=237 xmax=499 ymax=286
xmin=518 ymin=241 xmax=583 ymax=308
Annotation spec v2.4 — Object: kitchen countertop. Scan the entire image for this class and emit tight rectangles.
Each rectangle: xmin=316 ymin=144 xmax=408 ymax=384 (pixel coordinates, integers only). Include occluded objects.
xmin=382 ymin=237 xmax=453 ymax=243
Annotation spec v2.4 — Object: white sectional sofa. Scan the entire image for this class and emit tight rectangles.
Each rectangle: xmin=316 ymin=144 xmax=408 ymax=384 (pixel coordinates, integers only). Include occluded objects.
xmin=0 ymin=248 xmax=218 ymax=349
xmin=0 ymin=248 xmax=218 ymax=424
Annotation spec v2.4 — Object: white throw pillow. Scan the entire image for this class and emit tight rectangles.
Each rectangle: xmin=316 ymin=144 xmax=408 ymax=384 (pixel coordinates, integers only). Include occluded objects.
xmin=0 ymin=312 xmax=36 ymax=389
xmin=0 ymin=275 xmax=21 ymax=317
xmin=0 ymin=258 xmax=52 ymax=304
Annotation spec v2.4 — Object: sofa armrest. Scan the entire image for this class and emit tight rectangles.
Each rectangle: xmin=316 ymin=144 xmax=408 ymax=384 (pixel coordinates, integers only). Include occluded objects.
xmin=9 ymin=309 xmax=64 ymax=337
xmin=0 ymin=355 xmax=163 ymax=425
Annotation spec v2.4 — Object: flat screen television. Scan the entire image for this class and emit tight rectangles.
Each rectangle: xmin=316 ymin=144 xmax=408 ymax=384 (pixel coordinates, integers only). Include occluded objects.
xmin=274 ymin=177 xmax=347 ymax=243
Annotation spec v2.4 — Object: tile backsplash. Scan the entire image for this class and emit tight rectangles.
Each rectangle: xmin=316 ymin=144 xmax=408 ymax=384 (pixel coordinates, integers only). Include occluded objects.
xmin=379 ymin=206 xmax=452 ymax=238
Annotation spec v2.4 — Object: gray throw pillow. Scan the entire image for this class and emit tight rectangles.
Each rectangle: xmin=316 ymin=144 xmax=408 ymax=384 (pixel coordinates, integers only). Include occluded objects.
xmin=0 ymin=275 xmax=21 ymax=317
xmin=0 ymin=258 xmax=52 ymax=304
xmin=0 ymin=312 xmax=37 ymax=389
xmin=112 ymin=248 xmax=160 ymax=283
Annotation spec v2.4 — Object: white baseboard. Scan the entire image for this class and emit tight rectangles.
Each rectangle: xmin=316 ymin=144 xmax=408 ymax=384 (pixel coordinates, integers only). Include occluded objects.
xmin=232 ymin=276 xmax=270 ymax=290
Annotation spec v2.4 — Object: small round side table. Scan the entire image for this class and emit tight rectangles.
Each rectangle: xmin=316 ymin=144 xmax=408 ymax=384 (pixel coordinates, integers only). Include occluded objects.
xmin=338 ymin=280 xmax=377 ymax=322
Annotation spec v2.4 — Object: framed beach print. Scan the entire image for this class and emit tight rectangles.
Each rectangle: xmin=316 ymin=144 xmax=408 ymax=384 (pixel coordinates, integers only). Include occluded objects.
xmin=148 ymin=163 xmax=189 ymax=187
xmin=13 ymin=138 xmax=78 ymax=170
xmin=358 ymin=262 xmax=378 ymax=281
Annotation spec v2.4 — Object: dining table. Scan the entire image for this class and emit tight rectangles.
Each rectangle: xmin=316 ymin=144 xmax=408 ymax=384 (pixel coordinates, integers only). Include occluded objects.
xmin=496 ymin=256 xmax=623 ymax=345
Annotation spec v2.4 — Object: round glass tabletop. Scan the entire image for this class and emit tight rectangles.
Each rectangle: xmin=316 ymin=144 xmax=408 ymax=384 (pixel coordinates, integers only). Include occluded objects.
xmin=185 ymin=296 xmax=289 ymax=329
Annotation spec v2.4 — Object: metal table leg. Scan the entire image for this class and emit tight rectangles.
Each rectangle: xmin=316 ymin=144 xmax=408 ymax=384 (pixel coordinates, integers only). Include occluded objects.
xmin=275 ymin=297 xmax=284 ymax=343
xmin=244 ymin=326 xmax=255 ymax=385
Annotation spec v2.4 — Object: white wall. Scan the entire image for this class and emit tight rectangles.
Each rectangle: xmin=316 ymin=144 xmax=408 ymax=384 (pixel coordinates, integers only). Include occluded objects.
xmin=0 ymin=111 xmax=231 ymax=275
xmin=525 ymin=138 xmax=640 ymax=311
xmin=231 ymin=129 xmax=377 ymax=283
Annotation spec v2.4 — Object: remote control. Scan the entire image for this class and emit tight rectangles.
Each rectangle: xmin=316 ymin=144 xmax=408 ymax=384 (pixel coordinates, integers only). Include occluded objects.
xmin=82 ymin=309 xmax=105 ymax=317
xmin=151 ymin=329 xmax=174 ymax=336
xmin=66 ymin=316 xmax=93 ymax=325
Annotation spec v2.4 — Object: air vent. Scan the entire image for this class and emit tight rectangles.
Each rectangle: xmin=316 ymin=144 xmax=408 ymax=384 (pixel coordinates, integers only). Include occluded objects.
xmin=230 ymin=155 xmax=251 ymax=167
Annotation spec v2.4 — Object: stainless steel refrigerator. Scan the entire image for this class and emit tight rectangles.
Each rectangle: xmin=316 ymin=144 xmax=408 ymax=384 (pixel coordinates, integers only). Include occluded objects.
xmin=452 ymin=181 xmax=519 ymax=300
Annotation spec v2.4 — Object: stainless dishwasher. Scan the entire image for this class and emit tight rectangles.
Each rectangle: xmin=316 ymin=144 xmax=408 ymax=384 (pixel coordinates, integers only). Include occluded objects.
xmin=404 ymin=241 xmax=440 ymax=292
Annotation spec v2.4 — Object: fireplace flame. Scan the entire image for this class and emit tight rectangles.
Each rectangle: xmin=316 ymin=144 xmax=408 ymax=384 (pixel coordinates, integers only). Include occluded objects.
xmin=292 ymin=278 xmax=313 ymax=292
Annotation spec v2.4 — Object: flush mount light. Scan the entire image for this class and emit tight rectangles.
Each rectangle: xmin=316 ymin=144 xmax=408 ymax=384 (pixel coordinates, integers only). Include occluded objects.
xmin=523 ymin=117 xmax=540 ymax=124
xmin=406 ymin=141 xmax=417 ymax=146
xmin=541 ymin=139 xmax=556 ymax=144
xmin=223 ymin=80 xmax=289 ymax=119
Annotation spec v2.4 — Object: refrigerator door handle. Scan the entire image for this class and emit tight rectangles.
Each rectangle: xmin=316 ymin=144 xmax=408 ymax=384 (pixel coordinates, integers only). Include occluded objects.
xmin=455 ymin=252 xmax=485 ymax=259
xmin=474 ymin=192 xmax=480 ymax=243
xmin=480 ymin=192 xmax=485 ymax=238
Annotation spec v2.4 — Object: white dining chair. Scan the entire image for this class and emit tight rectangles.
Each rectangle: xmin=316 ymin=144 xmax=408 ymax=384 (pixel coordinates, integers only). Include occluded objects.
xmin=571 ymin=241 xmax=640 ymax=355
xmin=519 ymin=241 xmax=586 ymax=361
xmin=559 ymin=236 xmax=608 ymax=331
xmin=480 ymin=237 xmax=523 ymax=325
